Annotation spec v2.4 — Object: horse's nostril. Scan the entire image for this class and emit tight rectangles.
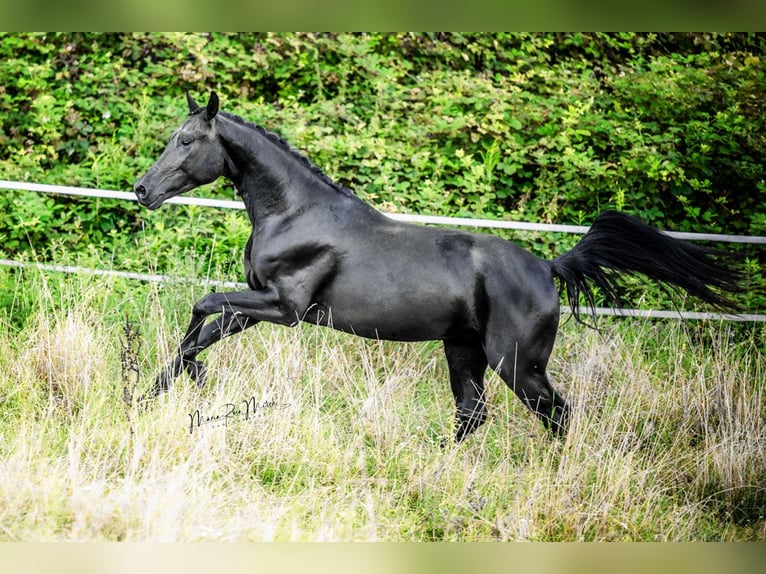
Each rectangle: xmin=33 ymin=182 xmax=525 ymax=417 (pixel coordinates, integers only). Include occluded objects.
xmin=134 ymin=184 xmax=147 ymax=199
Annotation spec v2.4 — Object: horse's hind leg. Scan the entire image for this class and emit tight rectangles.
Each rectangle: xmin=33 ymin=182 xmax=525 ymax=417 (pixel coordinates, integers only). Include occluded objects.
xmin=498 ymin=360 xmax=569 ymax=437
xmin=444 ymin=339 xmax=489 ymax=442
xmin=484 ymin=314 xmax=569 ymax=437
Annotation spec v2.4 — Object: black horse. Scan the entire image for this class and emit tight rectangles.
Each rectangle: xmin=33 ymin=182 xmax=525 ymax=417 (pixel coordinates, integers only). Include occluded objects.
xmin=134 ymin=92 xmax=742 ymax=442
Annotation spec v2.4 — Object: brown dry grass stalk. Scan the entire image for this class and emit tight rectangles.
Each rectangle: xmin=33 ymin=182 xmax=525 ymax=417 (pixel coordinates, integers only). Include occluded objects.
xmin=0 ymin=279 xmax=764 ymax=541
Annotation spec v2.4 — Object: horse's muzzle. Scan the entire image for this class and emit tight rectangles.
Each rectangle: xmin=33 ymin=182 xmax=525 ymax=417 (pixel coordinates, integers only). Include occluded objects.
xmin=133 ymin=182 xmax=161 ymax=209
xmin=133 ymin=182 xmax=148 ymax=201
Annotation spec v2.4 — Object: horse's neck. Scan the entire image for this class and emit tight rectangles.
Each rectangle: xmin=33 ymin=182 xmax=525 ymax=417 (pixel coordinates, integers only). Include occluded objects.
xmin=217 ymin=114 xmax=382 ymax=231
xmin=218 ymin=116 xmax=319 ymax=222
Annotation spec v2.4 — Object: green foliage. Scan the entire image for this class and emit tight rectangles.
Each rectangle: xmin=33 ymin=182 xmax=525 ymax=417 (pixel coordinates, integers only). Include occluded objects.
xmin=1 ymin=33 xmax=764 ymax=311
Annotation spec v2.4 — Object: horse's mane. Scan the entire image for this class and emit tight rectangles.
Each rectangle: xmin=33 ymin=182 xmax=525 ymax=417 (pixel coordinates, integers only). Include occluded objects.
xmin=217 ymin=111 xmax=356 ymax=199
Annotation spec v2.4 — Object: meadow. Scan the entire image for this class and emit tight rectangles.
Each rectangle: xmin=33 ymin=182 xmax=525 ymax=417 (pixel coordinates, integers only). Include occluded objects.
xmin=0 ymin=256 xmax=763 ymax=541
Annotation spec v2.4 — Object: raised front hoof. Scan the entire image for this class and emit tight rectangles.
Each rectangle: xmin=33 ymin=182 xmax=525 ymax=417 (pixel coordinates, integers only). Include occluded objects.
xmin=136 ymin=384 xmax=167 ymax=407
xmin=185 ymin=360 xmax=208 ymax=388
xmin=136 ymin=366 xmax=177 ymax=404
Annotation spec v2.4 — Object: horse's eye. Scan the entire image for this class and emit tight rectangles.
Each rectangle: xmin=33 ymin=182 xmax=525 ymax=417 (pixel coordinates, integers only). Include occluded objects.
xmin=180 ymin=137 xmax=193 ymax=147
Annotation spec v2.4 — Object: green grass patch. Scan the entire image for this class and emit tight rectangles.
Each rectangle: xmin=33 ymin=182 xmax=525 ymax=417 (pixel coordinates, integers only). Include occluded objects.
xmin=0 ymin=259 xmax=763 ymax=541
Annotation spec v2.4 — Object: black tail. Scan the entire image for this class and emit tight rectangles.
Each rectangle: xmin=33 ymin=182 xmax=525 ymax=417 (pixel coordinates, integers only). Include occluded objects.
xmin=549 ymin=210 xmax=744 ymax=323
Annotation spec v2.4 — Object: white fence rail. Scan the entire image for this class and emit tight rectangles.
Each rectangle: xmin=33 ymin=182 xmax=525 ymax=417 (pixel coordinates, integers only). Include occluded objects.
xmin=3 ymin=180 xmax=766 ymax=243
xmin=2 ymin=180 xmax=765 ymax=322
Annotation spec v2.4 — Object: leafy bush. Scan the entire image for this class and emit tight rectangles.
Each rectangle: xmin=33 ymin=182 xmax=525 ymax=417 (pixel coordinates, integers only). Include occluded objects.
xmin=1 ymin=33 xmax=764 ymax=310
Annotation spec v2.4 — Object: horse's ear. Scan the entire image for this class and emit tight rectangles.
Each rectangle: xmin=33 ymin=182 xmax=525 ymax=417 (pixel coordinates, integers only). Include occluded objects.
xmin=186 ymin=90 xmax=200 ymax=114
xmin=205 ymin=91 xmax=219 ymax=121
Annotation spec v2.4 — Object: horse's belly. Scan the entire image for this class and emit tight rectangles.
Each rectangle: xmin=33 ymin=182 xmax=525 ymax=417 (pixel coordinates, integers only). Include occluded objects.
xmin=302 ymin=232 xmax=482 ymax=341
xmin=302 ymin=291 xmax=469 ymax=342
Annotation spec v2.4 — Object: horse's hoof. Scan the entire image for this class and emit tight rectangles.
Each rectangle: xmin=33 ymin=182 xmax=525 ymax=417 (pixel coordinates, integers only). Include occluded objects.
xmin=136 ymin=380 xmax=165 ymax=407
xmin=142 ymin=367 xmax=175 ymax=401
xmin=186 ymin=360 xmax=208 ymax=388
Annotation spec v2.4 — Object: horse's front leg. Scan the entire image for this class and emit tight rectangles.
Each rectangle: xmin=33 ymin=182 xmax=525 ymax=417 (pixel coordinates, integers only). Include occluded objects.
xmin=149 ymin=313 xmax=260 ymax=396
xmin=147 ymin=287 xmax=293 ymax=397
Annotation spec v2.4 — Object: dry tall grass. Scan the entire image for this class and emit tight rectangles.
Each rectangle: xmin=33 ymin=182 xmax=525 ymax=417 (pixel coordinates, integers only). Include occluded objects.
xmin=0 ymin=271 xmax=764 ymax=541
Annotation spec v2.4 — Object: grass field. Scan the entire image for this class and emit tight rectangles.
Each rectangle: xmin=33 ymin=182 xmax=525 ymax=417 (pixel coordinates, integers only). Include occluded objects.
xmin=0 ymin=263 xmax=764 ymax=541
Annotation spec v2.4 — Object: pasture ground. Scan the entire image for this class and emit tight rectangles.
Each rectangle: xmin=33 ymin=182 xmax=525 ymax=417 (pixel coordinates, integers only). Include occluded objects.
xmin=0 ymin=263 xmax=764 ymax=541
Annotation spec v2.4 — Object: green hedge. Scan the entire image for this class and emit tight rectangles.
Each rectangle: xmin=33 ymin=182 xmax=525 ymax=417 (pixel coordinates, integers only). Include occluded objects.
xmin=1 ymin=33 xmax=764 ymax=308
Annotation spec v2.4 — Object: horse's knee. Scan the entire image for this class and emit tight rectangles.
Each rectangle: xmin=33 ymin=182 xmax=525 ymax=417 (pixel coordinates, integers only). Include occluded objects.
xmin=192 ymin=292 xmax=220 ymax=316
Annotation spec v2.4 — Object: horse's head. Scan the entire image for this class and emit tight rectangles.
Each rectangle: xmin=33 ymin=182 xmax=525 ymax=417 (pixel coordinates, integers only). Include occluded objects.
xmin=134 ymin=91 xmax=228 ymax=210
